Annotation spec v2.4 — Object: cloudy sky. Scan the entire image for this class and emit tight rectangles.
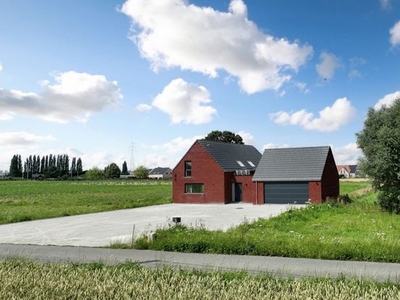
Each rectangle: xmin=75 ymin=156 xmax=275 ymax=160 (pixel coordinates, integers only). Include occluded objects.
xmin=1 ymin=0 xmax=400 ymax=172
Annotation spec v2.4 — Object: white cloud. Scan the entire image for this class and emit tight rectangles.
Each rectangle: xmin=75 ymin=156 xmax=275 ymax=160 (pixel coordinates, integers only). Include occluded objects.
xmin=0 ymin=71 xmax=122 ymax=123
xmin=374 ymin=91 xmax=400 ymax=110
xmin=121 ymin=0 xmax=313 ymax=94
xmin=0 ymin=111 xmax=15 ymax=121
xmin=316 ymin=52 xmax=342 ymax=80
xmin=381 ymin=0 xmax=391 ymax=10
xmin=237 ymin=130 xmax=254 ymax=145
xmin=390 ymin=20 xmax=400 ymax=47
xmin=152 ymin=78 xmax=217 ymax=124
xmin=348 ymin=57 xmax=365 ymax=79
xmin=151 ymin=135 xmax=203 ymax=153
xmin=332 ymin=143 xmax=362 ymax=165
xmin=0 ymin=62 xmax=3 ymax=72
xmin=136 ymin=104 xmax=152 ymax=111
xmin=270 ymin=97 xmax=356 ymax=132
xmin=0 ymin=132 xmax=55 ymax=146
xmin=136 ymin=153 xmax=176 ymax=169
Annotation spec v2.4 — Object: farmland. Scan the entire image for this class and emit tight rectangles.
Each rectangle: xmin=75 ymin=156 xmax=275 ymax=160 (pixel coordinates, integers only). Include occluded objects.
xmin=1 ymin=260 xmax=399 ymax=299
xmin=0 ymin=179 xmax=171 ymax=224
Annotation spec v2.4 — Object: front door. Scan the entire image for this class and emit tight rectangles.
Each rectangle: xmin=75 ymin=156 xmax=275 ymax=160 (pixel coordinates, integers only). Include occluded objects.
xmin=232 ymin=183 xmax=243 ymax=202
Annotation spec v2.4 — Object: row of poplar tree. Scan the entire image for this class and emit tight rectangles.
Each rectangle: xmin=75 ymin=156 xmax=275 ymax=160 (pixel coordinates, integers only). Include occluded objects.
xmin=9 ymin=154 xmax=83 ymax=179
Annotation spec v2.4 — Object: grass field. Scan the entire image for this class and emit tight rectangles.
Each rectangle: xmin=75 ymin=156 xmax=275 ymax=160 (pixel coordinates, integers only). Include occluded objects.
xmin=0 ymin=179 xmax=172 ymax=224
xmin=131 ymin=179 xmax=400 ymax=263
xmin=1 ymin=260 xmax=399 ymax=299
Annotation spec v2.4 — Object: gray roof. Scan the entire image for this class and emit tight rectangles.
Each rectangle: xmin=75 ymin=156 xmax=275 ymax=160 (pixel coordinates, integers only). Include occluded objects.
xmin=198 ymin=140 xmax=262 ymax=172
xmin=149 ymin=167 xmax=172 ymax=175
xmin=253 ymin=146 xmax=331 ymax=181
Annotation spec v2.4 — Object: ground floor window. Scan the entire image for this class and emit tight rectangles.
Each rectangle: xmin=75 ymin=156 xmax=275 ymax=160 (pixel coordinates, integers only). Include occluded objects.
xmin=185 ymin=183 xmax=204 ymax=194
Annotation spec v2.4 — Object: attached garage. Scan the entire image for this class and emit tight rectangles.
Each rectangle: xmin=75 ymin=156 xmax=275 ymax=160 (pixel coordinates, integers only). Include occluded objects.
xmin=264 ymin=182 xmax=309 ymax=204
xmin=253 ymin=146 xmax=339 ymax=204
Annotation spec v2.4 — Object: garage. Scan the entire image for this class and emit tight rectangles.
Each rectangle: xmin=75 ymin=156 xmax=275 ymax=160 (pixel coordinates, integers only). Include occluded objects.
xmin=253 ymin=146 xmax=339 ymax=204
xmin=264 ymin=182 xmax=309 ymax=204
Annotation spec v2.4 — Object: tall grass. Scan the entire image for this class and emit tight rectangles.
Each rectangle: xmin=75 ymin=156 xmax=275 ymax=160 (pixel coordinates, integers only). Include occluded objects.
xmin=0 ymin=180 xmax=171 ymax=224
xmin=1 ymin=260 xmax=399 ymax=299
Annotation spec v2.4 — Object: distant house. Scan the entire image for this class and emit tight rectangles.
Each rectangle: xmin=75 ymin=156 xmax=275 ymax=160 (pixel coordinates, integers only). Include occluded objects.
xmin=173 ymin=141 xmax=339 ymax=205
xmin=172 ymin=140 xmax=262 ymax=204
xmin=148 ymin=167 xmax=172 ymax=179
xmin=337 ymin=165 xmax=358 ymax=178
xmin=253 ymin=146 xmax=339 ymax=204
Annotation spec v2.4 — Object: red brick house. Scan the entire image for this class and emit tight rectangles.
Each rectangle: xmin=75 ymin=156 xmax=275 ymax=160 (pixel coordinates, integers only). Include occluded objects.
xmin=173 ymin=142 xmax=339 ymax=205
xmin=173 ymin=140 xmax=262 ymax=204
xmin=253 ymin=146 xmax=339 ymax=204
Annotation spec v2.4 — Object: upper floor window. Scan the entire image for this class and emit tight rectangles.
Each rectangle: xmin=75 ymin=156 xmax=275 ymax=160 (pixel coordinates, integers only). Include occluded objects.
xmin=184 ymin=161 xmax=192 ymax=177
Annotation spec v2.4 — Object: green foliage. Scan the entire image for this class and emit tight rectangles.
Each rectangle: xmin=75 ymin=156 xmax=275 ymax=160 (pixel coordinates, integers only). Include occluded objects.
xmin=356 ymin=99 xmax=400 ymax=213
xmin=85 ymin=167 xmax=104 ymax=180
xmin=204 ymin=130 xmax=244 ymax=144
xmin=104 ymin=163 xmax=121 ymax=179
xmin=2 ymin=260 xmax=400 ymax=299
xmin=121 ymin=161 xmax=129 ymax=175
xmin=0 ymin=180 xmax=171 ymax=224
xmin=9 ymin=154 xmax=22 ymax=177
xmin=134 ymin=165 xmax=148 ymax=179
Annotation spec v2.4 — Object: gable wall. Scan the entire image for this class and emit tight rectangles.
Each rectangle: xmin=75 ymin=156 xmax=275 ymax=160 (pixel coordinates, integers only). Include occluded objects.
xmin=172 ymin=142 xmax=226 ymax=203
xmin=321 ymin=149 xmax=340 ymax=200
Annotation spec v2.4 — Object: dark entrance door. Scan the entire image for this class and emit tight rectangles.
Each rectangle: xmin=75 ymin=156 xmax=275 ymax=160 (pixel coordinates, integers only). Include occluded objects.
xmin=264 ymin=182 xmax=308 ymax=204
xmin=233 ymin=183 xmax=243 ymax=202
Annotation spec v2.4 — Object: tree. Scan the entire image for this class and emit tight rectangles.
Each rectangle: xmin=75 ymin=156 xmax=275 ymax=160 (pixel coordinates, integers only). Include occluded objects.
xmin=85 ymin=167 xmax=104 ymax=180
xmin=134 ymin=165 xmax=148 ymax=179
xmin=9 ymin=154 xmax=22 ymax=177
xmin=356 ymin=98 xmax=400 ymax=213
xmin=204 ymin=130 xmax=244 ymax=144
xmin=121 ymin=161 xmax=129 ymax=175
xmin=76 ymin=158 xmax=83 ymax=175
xmin=104 ymin=163 xmax=121 ymax=179
xmin=70 ymin=157 xmax=77 ymax=177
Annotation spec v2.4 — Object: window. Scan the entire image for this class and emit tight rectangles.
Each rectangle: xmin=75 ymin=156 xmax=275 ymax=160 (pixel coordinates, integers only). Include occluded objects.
xmin=184 ymin=161 xmax=192 ymax=177
xmin=185 ymin=183 xmax=204 ymax=194
xmin=236 ymin=160 xmax=245 ymax=167
xmin=247 ymin=161 xmax=255 ymax=167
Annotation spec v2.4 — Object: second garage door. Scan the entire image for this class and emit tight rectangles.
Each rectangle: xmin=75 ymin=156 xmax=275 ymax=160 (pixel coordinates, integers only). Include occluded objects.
xmin=264 ymin=182 xmax=309 ymax=204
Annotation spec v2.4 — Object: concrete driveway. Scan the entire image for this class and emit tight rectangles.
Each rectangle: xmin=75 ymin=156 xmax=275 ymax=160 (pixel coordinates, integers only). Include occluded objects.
xmin=0 ymin=203 xmax=302 ymax=247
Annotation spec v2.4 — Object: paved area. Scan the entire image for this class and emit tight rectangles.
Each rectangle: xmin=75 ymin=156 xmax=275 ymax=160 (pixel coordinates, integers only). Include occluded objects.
xmin=1 ymin=244 xmax=399 ymax=282
xmin=0 ymin=203 xmax=302 ymax=247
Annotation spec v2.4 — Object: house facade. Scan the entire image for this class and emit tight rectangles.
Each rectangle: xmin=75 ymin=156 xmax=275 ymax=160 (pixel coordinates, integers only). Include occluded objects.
xmin=172 ymin=140 xmax=262 ymax=204
xmin=337 ymin=165 xmax=358 ymax=178
xmin=173 ymin=141 xmax=339 ymax=205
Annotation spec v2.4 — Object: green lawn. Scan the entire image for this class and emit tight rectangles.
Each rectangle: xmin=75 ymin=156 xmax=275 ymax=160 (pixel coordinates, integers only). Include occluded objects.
xmin=132 ymin=180 xmax=400 ymax=263
xmin=0 ymin=180 xmax=172 ymax=224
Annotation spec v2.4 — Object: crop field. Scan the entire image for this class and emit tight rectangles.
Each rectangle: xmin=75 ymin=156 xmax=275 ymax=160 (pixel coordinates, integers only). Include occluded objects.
xmin=0 ymin=179 xmax=172 ymax=224
xmin=1 ymin=260 xmax=399 ymax=300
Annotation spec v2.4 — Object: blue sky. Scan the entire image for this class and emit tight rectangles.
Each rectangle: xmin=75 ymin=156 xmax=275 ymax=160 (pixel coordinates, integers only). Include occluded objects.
xmin=1 ymin=0 xmax=400 ymax=172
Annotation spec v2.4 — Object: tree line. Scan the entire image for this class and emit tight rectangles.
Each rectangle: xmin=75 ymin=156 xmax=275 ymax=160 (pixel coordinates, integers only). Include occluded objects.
xmin=9 ymin=154 xmax=83 ymax=179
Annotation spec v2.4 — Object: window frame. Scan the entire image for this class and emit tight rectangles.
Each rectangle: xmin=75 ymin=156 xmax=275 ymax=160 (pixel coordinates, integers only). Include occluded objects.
xmin=185 ymin=183 xmax=204 ymax=194
xmin=184 ymin=161 xmax=192 ymax=177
